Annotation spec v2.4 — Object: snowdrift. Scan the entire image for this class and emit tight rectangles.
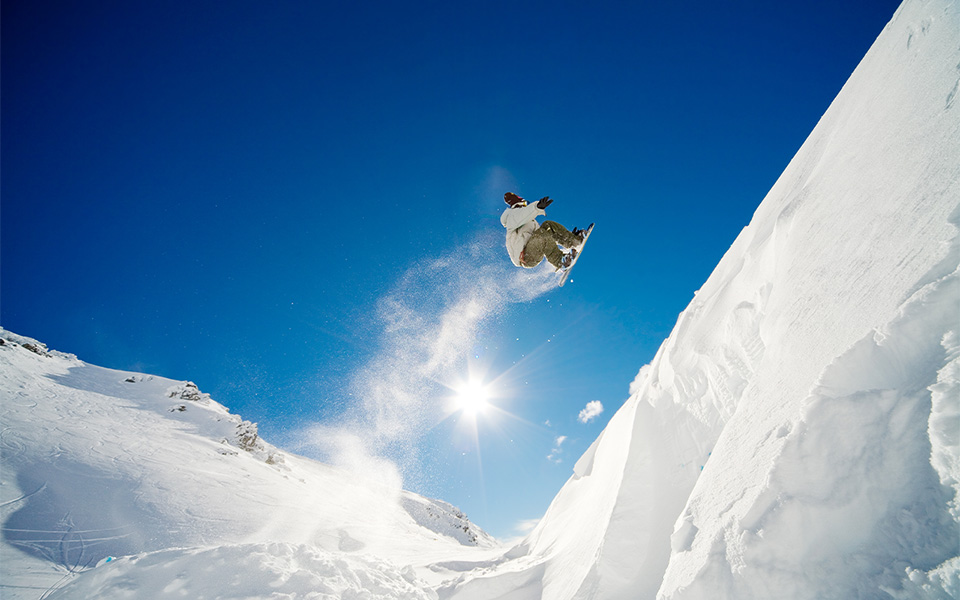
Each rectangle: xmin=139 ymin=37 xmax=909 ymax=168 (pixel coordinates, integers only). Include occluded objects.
xmin=442 ymin=0 xmax=960 ymax=598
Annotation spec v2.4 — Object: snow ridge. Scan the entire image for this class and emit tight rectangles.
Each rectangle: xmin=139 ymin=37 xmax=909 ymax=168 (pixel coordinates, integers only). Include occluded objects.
xmin=401 ymin=495 xmax=498 ymax=548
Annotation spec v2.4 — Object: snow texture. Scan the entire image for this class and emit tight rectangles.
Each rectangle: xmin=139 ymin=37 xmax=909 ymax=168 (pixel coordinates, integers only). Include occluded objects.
xmin=46 ymin=543 xmax=438 ymax=600
xmin=3 ymin=0 xmax=959 ymax=598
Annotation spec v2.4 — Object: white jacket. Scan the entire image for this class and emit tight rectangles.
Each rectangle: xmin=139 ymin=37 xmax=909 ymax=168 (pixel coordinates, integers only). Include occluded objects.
xmin=501 ymin=202 xmax=545 ymax=267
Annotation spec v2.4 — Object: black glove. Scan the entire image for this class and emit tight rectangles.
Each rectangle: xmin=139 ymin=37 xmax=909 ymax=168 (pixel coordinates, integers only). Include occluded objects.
xmin=537 ymin=196 xmax=553 ymax=209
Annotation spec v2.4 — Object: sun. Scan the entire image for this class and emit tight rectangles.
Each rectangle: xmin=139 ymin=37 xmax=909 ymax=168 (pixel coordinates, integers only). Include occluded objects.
xmin=455 ymin=378 xmax=491 ymax=416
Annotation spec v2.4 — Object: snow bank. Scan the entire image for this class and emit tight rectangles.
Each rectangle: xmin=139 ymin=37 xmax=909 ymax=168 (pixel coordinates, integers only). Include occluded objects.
xmin=46 ymin=543 xmax=438 ymax=600
xmin=442 ymin=0 xmax=960 ymax=598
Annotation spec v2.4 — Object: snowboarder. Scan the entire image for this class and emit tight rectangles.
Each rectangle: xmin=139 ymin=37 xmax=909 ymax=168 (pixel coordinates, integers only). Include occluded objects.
xmin=500 ymin=192 xmax=588 ymax=271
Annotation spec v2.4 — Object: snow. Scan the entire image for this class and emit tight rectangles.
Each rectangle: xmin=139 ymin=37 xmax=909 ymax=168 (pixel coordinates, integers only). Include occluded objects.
xmin=0 ymin=330 xmax=498 ymax=599
xmin=3 ymin=0 xmax=959 ymax=597
xmin=46 ymin=544 xmax=438 ymax=600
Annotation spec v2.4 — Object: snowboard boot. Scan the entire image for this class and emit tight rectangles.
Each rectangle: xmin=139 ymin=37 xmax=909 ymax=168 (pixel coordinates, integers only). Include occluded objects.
xmin=560 ymin=249 xmax=578 ymax=270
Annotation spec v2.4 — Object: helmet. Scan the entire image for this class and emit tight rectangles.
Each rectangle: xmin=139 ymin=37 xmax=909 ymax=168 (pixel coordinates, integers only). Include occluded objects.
xmin=504 ymin=192 xmax=525 ymax=206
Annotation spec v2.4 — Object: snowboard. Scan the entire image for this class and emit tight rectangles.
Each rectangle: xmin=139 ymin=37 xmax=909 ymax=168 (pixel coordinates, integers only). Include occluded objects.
xmin=558 ymin=223 xmax=594 ymax=287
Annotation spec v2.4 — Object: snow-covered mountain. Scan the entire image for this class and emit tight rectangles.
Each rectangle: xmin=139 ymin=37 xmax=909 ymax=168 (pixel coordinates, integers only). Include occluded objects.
xmin=441 ymin=0 xmax=960 ymax=598
xmin=3 ymin=0 xmax=958 ymax=598
xmin=0 ymin=329 xmax=498 ymax=599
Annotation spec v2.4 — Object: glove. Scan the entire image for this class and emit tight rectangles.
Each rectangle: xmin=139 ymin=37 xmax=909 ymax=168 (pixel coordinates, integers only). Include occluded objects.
xmin=537 ymin=196 xmax=553 ymax=209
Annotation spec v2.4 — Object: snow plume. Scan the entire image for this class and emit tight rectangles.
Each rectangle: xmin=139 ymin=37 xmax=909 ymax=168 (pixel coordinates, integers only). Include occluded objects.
xmin=578 ymin=400 xmax=604 ymax=423
xmin=303 ymin=232 xmax=556 ymax=484
xmin=300 ymin=425 xmax=404 ymax=492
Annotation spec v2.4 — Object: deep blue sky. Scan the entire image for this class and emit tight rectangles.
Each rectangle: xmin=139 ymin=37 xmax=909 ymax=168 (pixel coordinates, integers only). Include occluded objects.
xmin=2 ymin=0 xmax=901 ymax=539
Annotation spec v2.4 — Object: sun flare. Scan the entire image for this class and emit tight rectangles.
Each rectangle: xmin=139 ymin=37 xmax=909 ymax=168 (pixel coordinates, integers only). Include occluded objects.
xmin=455 ymin=379 xmax=491 ymax=416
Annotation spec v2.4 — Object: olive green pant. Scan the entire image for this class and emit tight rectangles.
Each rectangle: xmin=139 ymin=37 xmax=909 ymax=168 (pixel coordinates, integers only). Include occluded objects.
xmin=521 ymin=221 xmax=580 ymax=269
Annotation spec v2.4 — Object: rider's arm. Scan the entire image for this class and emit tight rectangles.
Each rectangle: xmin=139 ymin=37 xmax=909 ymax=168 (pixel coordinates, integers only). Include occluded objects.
xmin=500 ymin=203 xmax=545 ymax=231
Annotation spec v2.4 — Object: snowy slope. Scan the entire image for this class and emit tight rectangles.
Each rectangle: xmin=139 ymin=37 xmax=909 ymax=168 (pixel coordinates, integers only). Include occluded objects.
xmin=441 ymin=0 xmax=960 ymax=598
xmin=0 ymin=329 xmax=498 ymax=599
xmin=3 ymin=0 xmax=958 ymax=598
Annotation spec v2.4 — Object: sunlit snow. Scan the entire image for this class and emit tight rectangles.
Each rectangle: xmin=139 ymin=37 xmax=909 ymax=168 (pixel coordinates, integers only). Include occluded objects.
xmin=2 ymin=0 xmax=958 ymax=598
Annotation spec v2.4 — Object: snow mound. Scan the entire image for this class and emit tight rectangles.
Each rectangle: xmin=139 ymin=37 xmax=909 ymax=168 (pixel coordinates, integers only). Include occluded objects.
xmin=46 ymin=542 xmax=438 ymax=600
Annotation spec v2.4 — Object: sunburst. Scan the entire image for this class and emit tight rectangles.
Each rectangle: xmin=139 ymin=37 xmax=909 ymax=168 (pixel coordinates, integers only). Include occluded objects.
xmin=455 ymin=378 xmax=491 ymax=416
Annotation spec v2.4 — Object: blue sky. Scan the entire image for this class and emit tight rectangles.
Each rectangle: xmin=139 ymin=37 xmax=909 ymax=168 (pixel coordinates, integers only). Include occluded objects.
xmin=2 ymin=0 xmax=901 ymax=539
